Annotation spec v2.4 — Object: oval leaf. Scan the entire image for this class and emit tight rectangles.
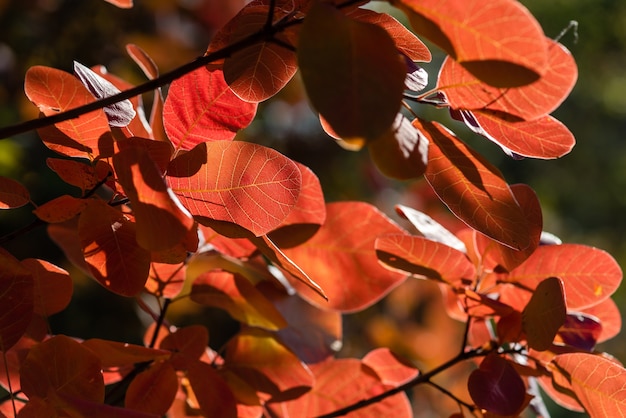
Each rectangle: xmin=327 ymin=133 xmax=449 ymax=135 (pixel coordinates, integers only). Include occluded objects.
xmin=186 ymin=360 xmax=237 ymax=418
xmin=522 ymin=277 xmax=566 ymax=351
xmin=166 ymin=141 xmax=302 ymax=237
xmin=0 ymin=250 xmax=34 ymax=352
xmin=125 ymin=360 xmax=178 ymax=416
xmin=33 ymin=195 xmax=88 ymax=223
xmin=468 ymin=353 xmax=526 ymax=415
xmin=21 ymin=259 xmax=72 ymax=317
xmin=362 ymin=348 xmax=419 ymax=386
xmin=0 ymin=177 xmax=30 ymax=209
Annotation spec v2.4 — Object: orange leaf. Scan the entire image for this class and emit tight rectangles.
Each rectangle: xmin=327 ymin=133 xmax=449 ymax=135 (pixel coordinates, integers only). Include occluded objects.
xmin=186 ymin=360 xmax=237 ymax=418
xmin=82 ymin=339 xmax=169 ymax=370
xmin=397 ymin=0 xmax=547 ymax=87
xmin=282 ymin=202 xmax=407 ymax=312
xmin=420 ymin=118 xmax=531 ymax=250
xmin=33 ymin=195 xmax=88 ymax=223
xmin=47 ymin=158 xmax=111 ymax=194
xmin=103 ymin=0 xmax=133 ymax=8
xmin=375 ymin=234 xmax=475 ymax=284
xmin=191 ymin=271 xmax=287 ymax=330
xmin=224 ymin=328 xmax=313 ymax=402
xmin=163 ymin=68 xmax=257 ymax=152
xmin=437 ymin=38 xmax=577 ymax=120
xmin=24 ymin=66 xmax=113 ymax=159
xmin=21 ymin=259 xmax=72 ymax=317
xmin=298 ymin=2 xmax=406 ymax=141
xmin=166 ymin=141 xmax=302 ymax=237
xmin=0 ymin=177 xmax=29 ymax=209
xmin=552 ymin=353 xmax=626 ymax=416
xmin=0 ymin=249 xmax=33 ymax=351
xmin=125 ymin=360 xmax=178 ymax=416
xmin=113 ymin=145 xmax=195 ymax=251
xmin=78 ymin=199 xmax=151 ymax=296
xmin=584 ymin=298 xmax=622 ymax=343
xmin=20 ymin=335 xmax=104 ymax=403
xmin=270 ymin=358 xmax=411 ymax=417
xmin=394 ymin=204 xmax=466 ymax=252
xmin=159 ymin=325 xmax=208 ymax=371
xmin=145 ymin=262 xmax=186 ymax=298
xmin=362 ymin=348 xmax=419 ymax=386
xmin=522 ymin=277 xmax=566 ymax=351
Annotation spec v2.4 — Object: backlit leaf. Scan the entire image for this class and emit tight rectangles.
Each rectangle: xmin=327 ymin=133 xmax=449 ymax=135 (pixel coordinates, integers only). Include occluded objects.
xmin=437 ymin=39 xmax=577 ymax=120
xmin=420 ymin=118 xmax=531 ymax=250
xmin=552 ymin=353 xmax=626 ymax=416
xmin=24 ymin=66 xmax=113 ymax=158
xmin=395 ymin=204 xmax=466 ymax=252
xmin=125 ymin=360 xmax=178 ymax=416
xmin=585 ymin=298 xmax=622 ymax=343
xmin=298 ymin=2 xmax=407 ymax=142
xmin=190 ymin=271 xmax=287 ymax=330
xmin=47 ymin=158 xmax=111 ymax=194
xmin=21 ymin=259 xmax=72 ymax=317
xmin=397 ymin=0 xmax=547 ymax=87
xmin=103 ymin=0 xmax=133 ymax=8
xmin=82 ymin=339 xmax=169 ymax=368
xmin=0 ymin=250 xmax=33 ymax=351
xmin=159 ymin=325 xmax=208 ymax=366
xmin=78 ymin=199 xmax=151 ymax=296
xmin=113 ymin=145 xmax=195 ymax=251
xmin=20 ymin=335 xmax=104 ymax=403
xmin=522 ymin=277 xmax=566 ymax=351
xmin=0 ymin=177 xmax=29 ymax=209
xmin=375 ymin=234 xmax=475 ymax=284
xmin=145 ymin=262 xmax=186 ymax=298
xmin=282 ymin=202 xmax=407 ymax=312
xmin=362 ymin=348 xmax=419 ymax=386
xmin=557 ymin=313 xmax=602 ymax=351
xmin=468 ymin=353 xmax=526 ymax=415
xmin=166 ymin=141 xmax=301 ymax=237
xmin=163 ymin=68 xmax=257 ymax=152
xmin=33 ymin=195 xmax=88 ymax=223
xmin=505 ymin=244 xmax=622 ymax=310
xmin=186 ymin=360 xmax=237 ymax=418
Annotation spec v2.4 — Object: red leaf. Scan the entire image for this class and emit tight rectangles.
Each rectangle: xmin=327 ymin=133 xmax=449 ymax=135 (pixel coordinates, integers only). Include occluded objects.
xmin=47 ymin=218 xmax=91 ymax=276
xmin=298 ymin=2 xmax=407 ymax=141
xmin=186 ymin=360 xmax=237 ymax=418
xmin=166 ymin=141 xmax=302 ymax=237
xmin=282 ymin=202 xmax=407 ymax=312
xmin=125 ymin=360 xmax=178 ymax=416
xmin=584 ymin=298 xmax=622 ymax=343
xmin=468 ymin=353 xmax=526 ymax=415
xmin=368 ymin=114 xmax=429 ymax=180
xmin=270 ymin=358 xmax=411 ymax=417
xmin=33 ymin=195 xmax=88 ymax=223
xmin=24 ymin=66 xmax=113 ymax=158
xmin=103 ymin=0 xmax=133 ymax=8
xmin=552 ymin=353 xmax=626 ymax=416
xmin=21 ymin=259 xmax=72 ymax=317
xmin=113 ymin=145 xmax=195 ymax=251
xmin=82 ymin=339 xmax=169 ymax=369
xmin=420 ymin=118 xmax=532 ymax=250
xmin=505 ymin=244 xmax=622 ymax=310
xmin=145 ymin=262 xmax=186 ymax=298
xmin=78 ymin=199 xmax=151 ymax=296
xmin=163 ymin=68 xmax=257 ymax=152
xmin=47 ymin=158 xmax=111 ymax=194
xmin=190 ymin=271 xmax=287 ymax=330
xmin=224 ymin=328 xmax=313 ymax=401
xmin=522 ymin=277 xmax=566 ymax=351
xmin=126 ymin=44 xmax=158 ymax=80
xmin=20 ymin=335 xmax=104 ymax=403
xmin=0 ymin=177 xmax=30 ymax=209
xmin=160 ymin=325 xmax=208 ymax=371
xmin=437 ymin=39 xmax=577 ymax=120
xmin=0 ymin=249 xmax=33 ymax=351
xmin=471 ymin=111 xmax=575 ymax=159
xmin=117 ymin=137 xmax=173 ymax=174
xmin=375 ymin=234 xmax=475 ymax=284
xmin=397 ymin=0 xmax=547 ymax=87
xmin=362 ymin=348 xmax=419 ymax=386
xmin=556 ymin=313 xmax=602 ymax=351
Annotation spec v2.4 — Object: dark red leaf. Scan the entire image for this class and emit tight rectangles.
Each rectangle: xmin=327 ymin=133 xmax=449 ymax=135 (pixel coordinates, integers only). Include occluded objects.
xmin=0 ymin=177 xmax=30 ymax=209
xmin=21 ymin=259 xmax=72 ymax=317
xmin=0 ymin=249 xmax=34 ymax=351
xmin=468 ymin=353 xmax=526 ymax=415
xmin=186 ymin=360 xmax=237 ymax=418
xmin=522 ymin=277 xmax=566 ymax=351
xmin=557 ymin=313 xmax=602 ymax=351
xmin=125 ymin=360 xmax=178 ymax=416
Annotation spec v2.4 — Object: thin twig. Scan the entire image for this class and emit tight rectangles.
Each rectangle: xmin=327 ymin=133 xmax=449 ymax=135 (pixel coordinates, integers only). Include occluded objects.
xmin=426 ymin=380 xmax=475 ymax=411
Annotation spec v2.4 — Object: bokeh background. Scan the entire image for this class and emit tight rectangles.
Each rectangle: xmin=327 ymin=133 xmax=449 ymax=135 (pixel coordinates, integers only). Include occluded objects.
xmin=0 ymin=0 xmax=624 ymax=416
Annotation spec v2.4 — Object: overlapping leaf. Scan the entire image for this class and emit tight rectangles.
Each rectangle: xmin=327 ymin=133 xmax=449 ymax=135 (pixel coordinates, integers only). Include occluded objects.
xmin=362 ymin=348 xmax=419 ymax=386
xmin=437 ymin=39 xmax=577 ymax=120
xmin=397 ymin=0 xmax=547 ymax=87
xmin=24 ymin=66 xmax=113 ymax=158
xmin=282 ymin=202 xmax=408 ymax=312
xmin=298 ymin=2 xmax=407 ymax=142
xmin=21 ymin=259 xmax=72 ymax=317
xmin=125 ymin=360 xmax=178 ymax=416
xmin=33 ymin=195 xmax=88 ymax=223
xmin=420 ymin=118 xmax=532 ymax=250
xmin=166 ymin=141 xmax=301 ymax=237
xmin=47 ymin=158 xmax=111 ymax=195
xmin=0 ymin=250 xmax=34 ymax=351
xmin=78 ymin=199 xmax=151 ymax=296
xmin=186 ymin=360 xmax=237 ymax=418
xmin=0 ymin=177 xmax=30 ymax=209
xmin=557 ymin=313 xmax=603 ymax=351
xmin=82 ymin=339 xmax=169 ymax=368
xmin=522 ymin=277 xmax=566 ymax=351
xmin=585 ymin=298 xmax=622 ymax=343
xmin=163 ymin=68 xmax=257 ymax=151
xmin=468 ymin=354 xmax=527 ymax=415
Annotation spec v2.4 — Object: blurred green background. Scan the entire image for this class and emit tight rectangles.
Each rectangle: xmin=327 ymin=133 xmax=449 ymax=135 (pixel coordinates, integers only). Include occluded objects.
xmin=0 ymin=0 xmax=624 ymax=416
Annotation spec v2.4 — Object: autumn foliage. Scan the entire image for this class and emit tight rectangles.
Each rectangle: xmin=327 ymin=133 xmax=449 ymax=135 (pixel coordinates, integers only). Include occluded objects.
xmin=0 ymin=0 xmax=623 ymax=417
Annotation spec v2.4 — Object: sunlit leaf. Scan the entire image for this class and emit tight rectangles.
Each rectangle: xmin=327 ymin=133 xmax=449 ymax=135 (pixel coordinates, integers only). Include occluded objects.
xmin=163 ymin=68 xmax=257 ymax=151
xmin=167 ymin=141 xmax=301 ymax=237
xmin=522 ymin=277 xmax=566 ymax=351
xmin=585 ymin=298 xmax=621 ymax=343
xmin=145 ymin=262 xmax=186 ymax=298
xmin=125 ymin=360 xmax=178 ymax=416
xmin=552 ymin=353 xmax=626 ymax=416
xmin=0 ymin=250 xmax=33 ymax=351
xmin=420 ymin=118 xmax=531 ymax=250
xmin=362 ymin=348 xmax=419 ymax=386
xmin=397 ymin=0 xmax=547 ymax=87
xmin=437 ymin=39 xmax=577 ymax=120
xmin=103 ymin=0 xmax=133 ymax=8
xmin=395 ymin=204 xmax=466 ymax=252
xmin=21 ymin=259 xmax=72 ymax=317
xmin=78 ymin=199 xmax=151 ymax=296
xmin=282 ymin=202 xmax=407 ymax=312
xmin=160 ymin=325 xmax=208 ymax=372
xmin=82 ymin=339 xmax=169 ymax=368
xmin=298 ymin=2 xmax=406 ymax=142
xmin=20 ymin=335 xmax=104 ymax=403
xmin=0 ymin=177 xmax=30 ymax=209
xmin=33 ymin=195 xmax=88 ymax=223
xmin=24 ymin=66 xmax=113 ymax=158
xmin=47 ymin=158 xmax=111 ymax=195
xmin=113 ymin=145 xmax=195 ymax=251
xmin=186 ymin=360 xmax=237 ymax=418
xmin=375 ymin=234 xmax=475 ymax=284
xmin=468 ymin=353 xmax=526 ymax=415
